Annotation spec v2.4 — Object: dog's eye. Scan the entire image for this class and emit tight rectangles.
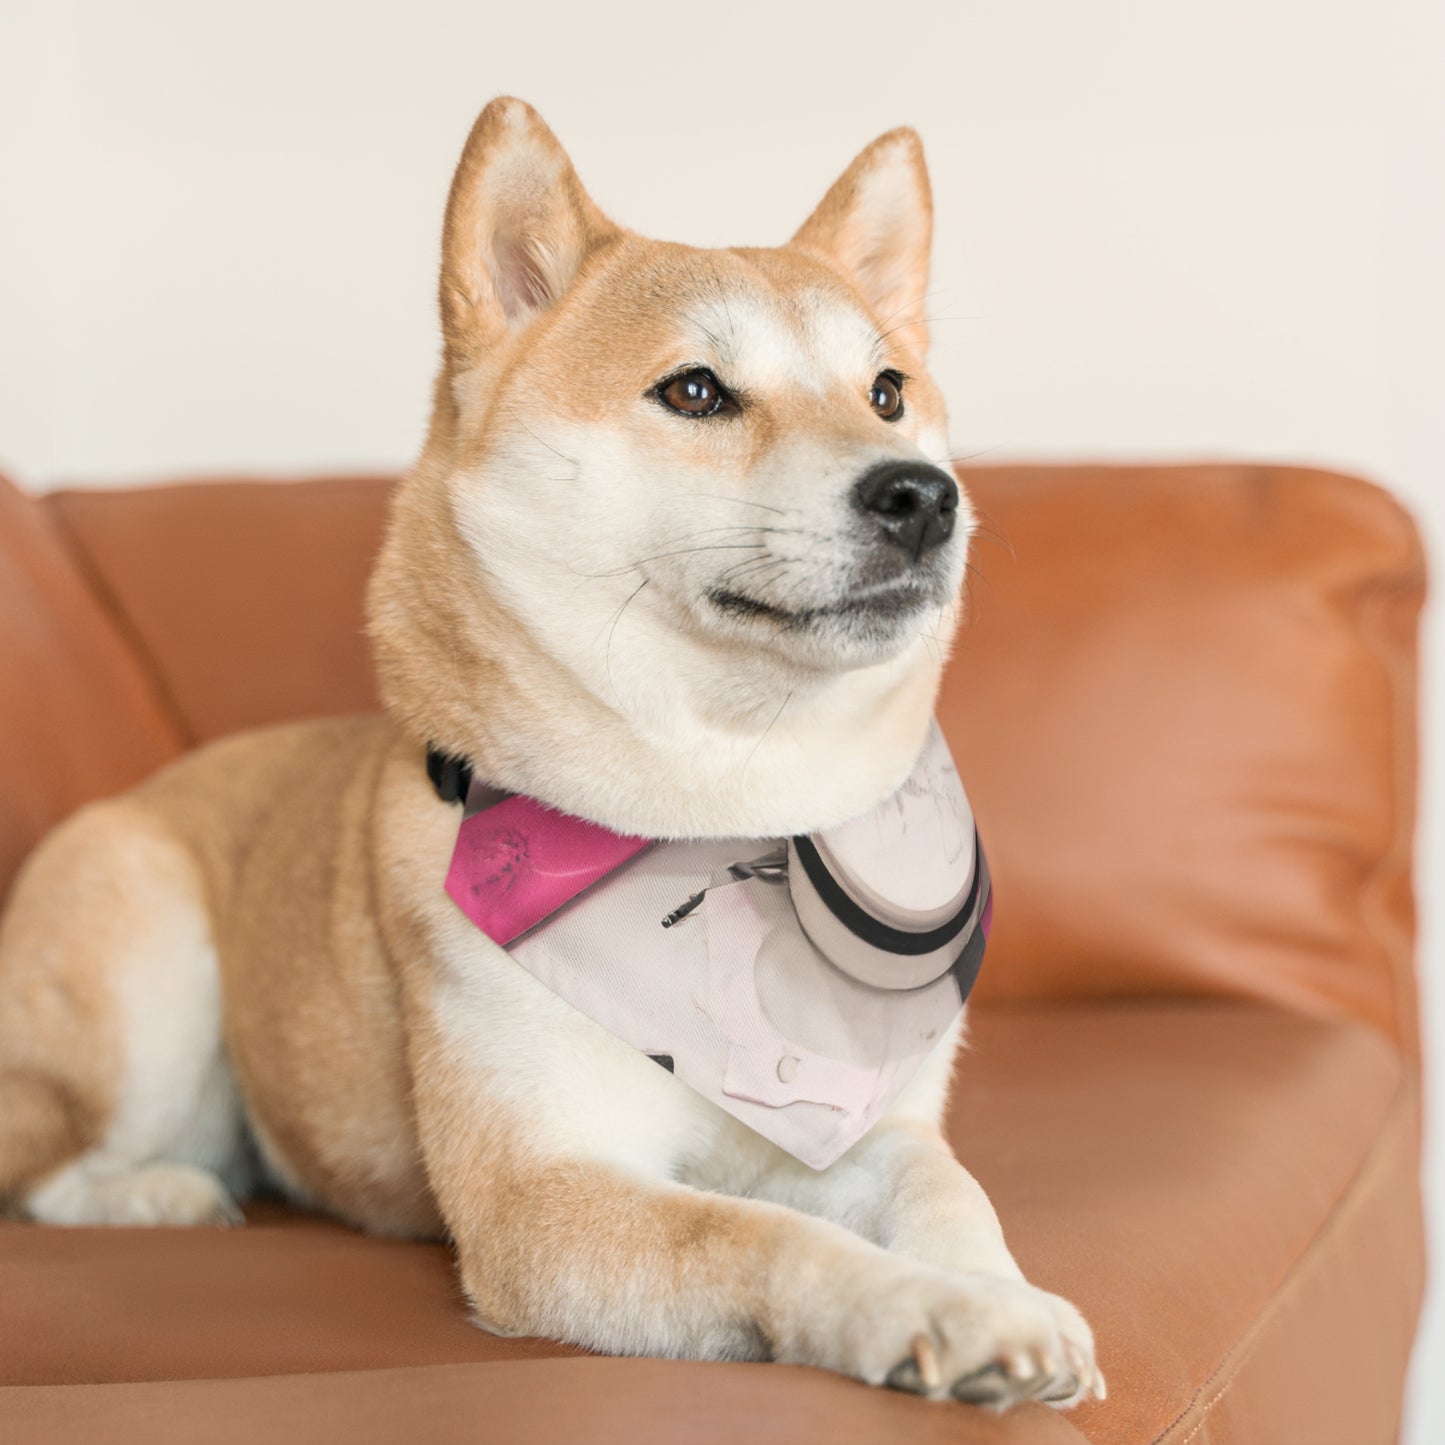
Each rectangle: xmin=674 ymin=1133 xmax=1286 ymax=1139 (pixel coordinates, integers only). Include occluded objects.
xmin=869 ymin=371 xmax=905 ymax=421
xmin=658 ymin=369 xmax=728 ymax=418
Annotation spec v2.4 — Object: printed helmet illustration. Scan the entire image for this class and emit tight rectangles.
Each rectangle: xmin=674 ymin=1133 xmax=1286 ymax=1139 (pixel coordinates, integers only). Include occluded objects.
xmin=786 ymin=721 xmax=990 ymax=990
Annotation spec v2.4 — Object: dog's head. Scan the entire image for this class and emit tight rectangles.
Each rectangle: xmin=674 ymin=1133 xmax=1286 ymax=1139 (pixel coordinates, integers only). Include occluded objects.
xmin=369 ymin=98 xmax=973 ymax=837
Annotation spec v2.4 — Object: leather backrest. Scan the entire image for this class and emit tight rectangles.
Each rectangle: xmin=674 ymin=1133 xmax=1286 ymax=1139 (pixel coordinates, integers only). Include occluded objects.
xmin=48 ymin=477 xmax=392 ymax=742
xmin=39 ymin=464 xmax=1424 ymax=1051
xmin=0 ymin=474 xmax=184 ymax=901
xmin=948 ymin=464 xmax=1423 ymax=1057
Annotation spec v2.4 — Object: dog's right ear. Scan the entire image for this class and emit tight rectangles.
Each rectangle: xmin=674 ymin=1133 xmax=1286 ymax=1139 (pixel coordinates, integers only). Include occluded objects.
xmin=791 ymin=128 xmax=933 ymax=357
xmin=439 ymin=98 xmax=617 ymax=366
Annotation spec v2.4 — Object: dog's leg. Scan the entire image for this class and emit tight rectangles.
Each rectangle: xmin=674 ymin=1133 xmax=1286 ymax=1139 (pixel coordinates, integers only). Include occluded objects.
xmin=0 ymin=800 xmax=247 ymax=1225
xmin=429 ymin=1128 xmax=1098 ymax=1402
xmin=756 ymin=1119 xmax=1023 ymax=1276
xmin=747 ymin=1038 xmax=1104 ymax=1405
xmin=410 ymin=987 xmax=1097 ymax=1406
xmin=750 ymin=1120 xmax=1103 ymax=1403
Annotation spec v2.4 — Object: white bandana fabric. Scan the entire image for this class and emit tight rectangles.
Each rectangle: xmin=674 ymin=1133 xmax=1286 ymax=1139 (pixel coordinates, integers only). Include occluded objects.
xmin=443 ymin=721 xmax=990 ymax=1169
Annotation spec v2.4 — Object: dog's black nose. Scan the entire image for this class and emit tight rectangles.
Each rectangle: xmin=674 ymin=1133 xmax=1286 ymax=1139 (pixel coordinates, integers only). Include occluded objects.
xmin=853 ymin=461 xmax=959 ymax=560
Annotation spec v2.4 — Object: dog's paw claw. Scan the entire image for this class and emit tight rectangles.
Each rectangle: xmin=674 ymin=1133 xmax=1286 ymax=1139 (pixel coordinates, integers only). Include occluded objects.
xmin=826 ymin=1268 xmax=1099 ymax=1410
xmin=1038 ymin=1371 xmax=1081 ymax=1404
xmin=885 ymin=1358 xmax=927 ymax=1395
xmin=952 ymin=1361 xmax=1012 ymax=1405
xmin=909 ymin=1331 xmax=942 ymax=1391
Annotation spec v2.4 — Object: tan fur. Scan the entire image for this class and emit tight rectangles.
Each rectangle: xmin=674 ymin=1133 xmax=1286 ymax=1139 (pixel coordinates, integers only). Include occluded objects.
xmin=0 ymin=98 xmax=1101 ymax=1405
xmin=0 ymin=801 xmax=161 ymax=1189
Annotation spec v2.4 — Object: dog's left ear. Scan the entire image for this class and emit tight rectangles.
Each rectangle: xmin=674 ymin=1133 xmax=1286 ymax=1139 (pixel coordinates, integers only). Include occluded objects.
xmin=791 ymin=129 xmax=933 ymax=355
xmin=440 ymin=97 xmax=619 ymax=368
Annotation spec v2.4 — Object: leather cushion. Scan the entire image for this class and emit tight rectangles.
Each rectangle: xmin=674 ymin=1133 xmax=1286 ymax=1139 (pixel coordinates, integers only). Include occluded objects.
xmin=0 ymin=1003 xmax=1420 ymax=1444
xmin=47 ymin=476 xmax=392 ymax=744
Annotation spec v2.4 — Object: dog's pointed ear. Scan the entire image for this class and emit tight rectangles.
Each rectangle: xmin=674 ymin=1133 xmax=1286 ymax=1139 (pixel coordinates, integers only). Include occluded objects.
xmin=791 ymin=128 xmax=933 ymax=355
xmin=440 ymin=97 xmax=618 ymax=365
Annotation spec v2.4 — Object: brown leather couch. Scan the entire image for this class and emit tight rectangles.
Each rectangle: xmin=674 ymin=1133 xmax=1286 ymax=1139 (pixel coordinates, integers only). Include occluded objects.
xmin=0 ymin=462 xmax=1426 ymax=1444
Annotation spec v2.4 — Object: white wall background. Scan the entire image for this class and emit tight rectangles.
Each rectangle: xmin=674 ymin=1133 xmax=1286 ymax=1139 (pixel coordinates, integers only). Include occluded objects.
xmin=1 ymin=1 xmax=1440 ymax=1435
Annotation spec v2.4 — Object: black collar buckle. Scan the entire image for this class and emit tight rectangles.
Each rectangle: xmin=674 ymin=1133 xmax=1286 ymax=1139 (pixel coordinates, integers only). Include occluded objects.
xmin=426 ymin=746 xmax=473 ymax=805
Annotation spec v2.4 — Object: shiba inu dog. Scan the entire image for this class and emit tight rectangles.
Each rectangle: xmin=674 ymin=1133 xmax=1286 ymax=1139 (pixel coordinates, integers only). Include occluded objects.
xmin=0 ymin=98 xmax=1102 ymax=1408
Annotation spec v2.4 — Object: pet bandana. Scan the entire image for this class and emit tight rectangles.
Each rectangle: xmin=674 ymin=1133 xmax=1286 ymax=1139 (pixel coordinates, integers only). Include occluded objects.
xmin=436 ymin=721 xmax=990 ymax=1169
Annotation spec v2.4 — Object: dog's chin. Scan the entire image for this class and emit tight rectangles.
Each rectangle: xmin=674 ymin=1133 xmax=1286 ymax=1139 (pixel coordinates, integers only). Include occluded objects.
xmin=702 ymin=578 xmax=946 ymax=670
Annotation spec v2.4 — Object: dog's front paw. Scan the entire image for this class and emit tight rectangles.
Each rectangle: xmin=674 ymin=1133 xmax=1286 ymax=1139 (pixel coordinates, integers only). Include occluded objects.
xmin=819 ymin=1266 xmax=1104 ymax=1408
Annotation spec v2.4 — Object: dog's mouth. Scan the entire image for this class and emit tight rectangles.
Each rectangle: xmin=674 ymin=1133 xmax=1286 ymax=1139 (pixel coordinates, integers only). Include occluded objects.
xmin=705 ymin=579 xmax=935 ymax=630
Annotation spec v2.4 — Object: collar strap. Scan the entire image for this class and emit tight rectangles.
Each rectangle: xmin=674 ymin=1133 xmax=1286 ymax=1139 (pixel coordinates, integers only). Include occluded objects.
xmin=426 ymin=746 xmax=473 ymax=805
